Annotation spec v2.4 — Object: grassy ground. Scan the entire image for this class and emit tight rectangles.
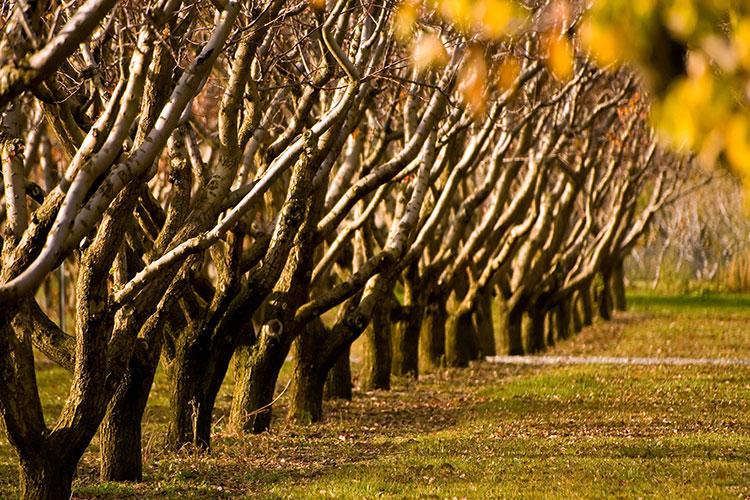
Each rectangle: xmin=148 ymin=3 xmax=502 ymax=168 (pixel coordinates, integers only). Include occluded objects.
xmin=2 ymin=292 xmax=750 ymax=498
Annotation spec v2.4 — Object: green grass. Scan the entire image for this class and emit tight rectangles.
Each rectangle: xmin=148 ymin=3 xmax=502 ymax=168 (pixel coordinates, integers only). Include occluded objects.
xmin=2 ymin=292 xmax=750 ymax=498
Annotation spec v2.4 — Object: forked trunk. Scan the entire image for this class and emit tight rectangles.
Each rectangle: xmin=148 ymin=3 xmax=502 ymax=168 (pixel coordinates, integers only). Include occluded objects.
xmin=167 ymin=319 xmax=240 ymax=450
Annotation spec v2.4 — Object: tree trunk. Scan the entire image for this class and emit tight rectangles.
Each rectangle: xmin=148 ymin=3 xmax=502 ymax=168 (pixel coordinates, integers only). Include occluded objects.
xmin=99 ymin=345 xmax=158 ymax=482
xmin=571 ymin=292 xmax=583 ymax=333
xmin=525 ymin=307 xmax=546 ymax=354
xmin=391 ymin=306 xmax=422 ymax=378
xmin=555 ymin=298 xmax=572 ymax=341
xmin=504 ymin=305 xmax=524 ymax=355
xmin=287 ymin=340 xmax=327 ymax=424
xmin=419 ymin=300 xmax=446 ymax=371
xmin=612 ymin=258 xmax=627 ymax=311
xmin=360 ymin=305 xmax=391 ymax=391
xmin=473 ymin=287 xmax=496 ymax=357
xmin=229 ymin=326 xmax=291 ymax=434
xmin=546 ymin=309 xmax=556 ymax=347
xmin=165 ymin=328 xmax=225 ymax=451
xmin=580 ymin=285 xmax=593 ymax=326
xmin=324 ymin=346 xmax=352 ymax=400
xmin=19 ymin=454 xmax=77 ymax=500
xmin=445 ymin=308 xmax=478 ymax=367
xmin=599 ymin=271 xmax=613 ymax=320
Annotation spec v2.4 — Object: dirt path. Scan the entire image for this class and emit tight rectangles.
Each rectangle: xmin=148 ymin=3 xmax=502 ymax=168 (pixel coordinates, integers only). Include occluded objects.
xmin=486 ymin=354 xmax=750 ymax=366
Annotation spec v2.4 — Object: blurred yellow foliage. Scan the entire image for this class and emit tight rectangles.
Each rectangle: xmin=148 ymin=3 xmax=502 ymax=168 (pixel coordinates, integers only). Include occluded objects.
xmin=411 ymin=33 xmax=449 ymax=73
xmin=472 ymin=0 xmax=515 ymax=38
xmin=546 ymin=35 xmax=574 ymax=81
xmin=497 ymin=55 xmax=521 ymax=91
xmin=458 ymin=47 xmax=489 ymax=116
xmin=394 ymin=0 xmax=419 ymax=41
xmin=395 ymin=0 xmax=750 ymax=181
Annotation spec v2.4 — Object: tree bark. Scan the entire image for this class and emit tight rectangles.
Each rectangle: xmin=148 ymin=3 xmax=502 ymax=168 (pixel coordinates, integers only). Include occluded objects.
xmin=165 ymin=326 xmax=235 ymax=451
xmin=546 ymin=309 xmax=556 ymax=347
xmin=504 ymin=305 xmax=525 ymax=355
xmin=360 ymin=305 xmax=391 ymax=390
xmin=391 ymin=307 xmax=422 ymax=377
xmin=19 ymin=453 xmax=77 ymax=500
xmin=580 ymin=285 xmax=593 ymax=326
xmin=287 ymin=336 xmax=327 ymax=424
xmin=324 ymin=346 xmax=352 ymax=400
xmin=555 ymin=298 xmax=572 ymax=341
xmin=612 ymin=258 xmax=627 ymax=311
xmin=99 ymin=344 xmax=158 ymax=482
xmin=419 ymin=300 xmax=446 ymax=371
xmin=599 ymin=270 xmax=613 ymax=320
xmin=571 ymin=291 xmax=583 ymax=333
xmin=445 ymin=308 xmax=478 ymax=367
xmin=525 ymin=306 xmax=546 ymax=354
xmin=229 ymin=321 xmax=291 ymax=434
xmin=473 ymin=287 xmax=496 ymax=357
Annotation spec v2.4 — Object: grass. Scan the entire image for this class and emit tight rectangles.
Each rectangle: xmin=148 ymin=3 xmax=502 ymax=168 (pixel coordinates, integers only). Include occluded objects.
xmin=2 ymin=292 xmax=750 ymax=498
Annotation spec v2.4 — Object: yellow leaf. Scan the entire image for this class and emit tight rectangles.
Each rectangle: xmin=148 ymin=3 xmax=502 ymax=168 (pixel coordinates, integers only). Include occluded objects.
xmin=411 ymin=33 xmax=449 ymax=73
xmin=579 ymin=18 xmax=621 ymax=67
xmin=308 ymin=0 xmax=326 ymax=11
xmin=546 ymin=35 xmax=574 ymax=81
xmin=394 ymin=0 xmax=420 ymax=42
xmin=439 ymin=0 xmax=472 ymax=32
xmin=458 ymin=47 xmax=489 ymax=116
xmin=497 ymin=55 xmax=521 ymax=90
xmin=726 ymin=114 xmax=750 ymax=175
xmin=734 ymin=20 xmax=750 ymax=69
xmin=664 ymin=0 xmax=698 ymax=40
xmin=473 ymin=0 xmax=514 ymax=39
